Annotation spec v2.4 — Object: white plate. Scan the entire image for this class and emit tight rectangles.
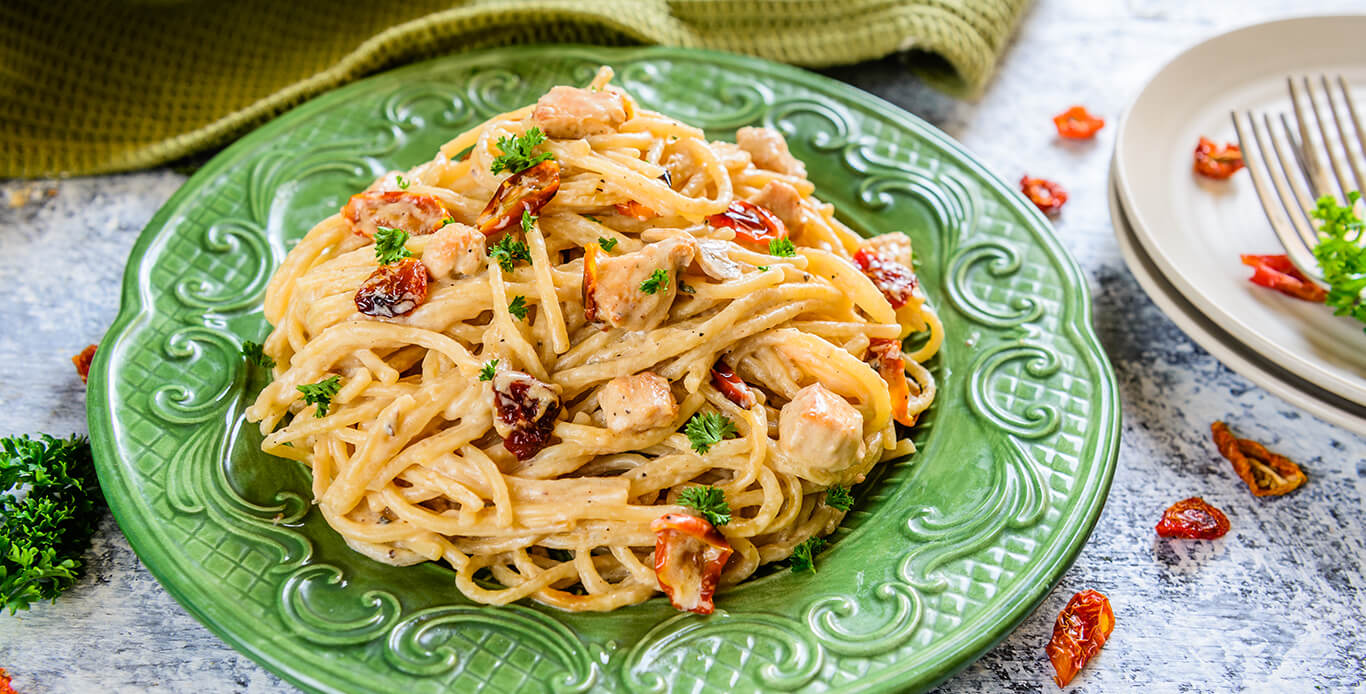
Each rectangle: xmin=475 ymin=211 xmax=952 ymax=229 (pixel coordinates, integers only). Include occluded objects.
xmin=1109 ymin=167 xmax=1366 ymax=437
xmin=1113 ymin=15 xmax=1366 ymax=406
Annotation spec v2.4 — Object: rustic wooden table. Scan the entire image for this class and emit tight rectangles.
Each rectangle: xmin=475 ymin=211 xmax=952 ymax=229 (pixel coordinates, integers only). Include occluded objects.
xmin=2 ymin=0 xmax=1363 ymax=691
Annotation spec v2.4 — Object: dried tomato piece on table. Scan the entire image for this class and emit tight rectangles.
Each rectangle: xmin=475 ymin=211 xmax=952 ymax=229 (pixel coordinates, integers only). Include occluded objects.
xmin=1211 ymin=421 xmax=1307 ymax=496
xmin=651 ymin=512 xmax=733 ymax=614
xmin=1193 ymin=137 xmax=1245 ymax=179
xmin=1020 ymin=176 xmax=1068 ymax=215
xmin=354 ymin=257 xmax=429 ymax=318
xmin=1053 ymin=106 xmax=1105 ymax=139
xmin=71 ymin=344 xmax=97 ymax=384
xmin=1046 ymin=589 xmax=1115 ymax=688
xmin=477 ymin=159 xmax=561 ymax=237
xmin=1239 ymin=254 xmax=1327 ymax=302
xmin=0 ymin=667 xmax=15 ymax=694
xmin=1155 ymin=497 xmax=1230 ymax=539
xmin=706 ymin=199 xmax=786 ymax=245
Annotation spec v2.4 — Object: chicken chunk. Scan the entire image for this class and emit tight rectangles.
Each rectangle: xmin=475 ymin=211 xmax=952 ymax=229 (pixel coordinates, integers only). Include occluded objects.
xmin=421 ymin=222 xmax=485 ymax=278
xmin=597 ymin=371 xmax=678 ymax=433
xmin=533 ymin=86 xmax=629 ymax=140
xmin=776 ymin=384 xmax=865 ymax=486
xmin=751 ymin=181 xmax=805 ymax=231
xmin=736 ymin=126 xmax=806 ymax=178
xmin=861 ymin=232 xmax=913 ymax=268
xmin=587 ymin=236 xmax=696 ymax=331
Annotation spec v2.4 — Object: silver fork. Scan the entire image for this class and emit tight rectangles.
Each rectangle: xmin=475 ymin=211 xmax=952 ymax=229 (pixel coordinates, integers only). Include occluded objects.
xmin=1232 ymin=75 xmax=1366 ymax=283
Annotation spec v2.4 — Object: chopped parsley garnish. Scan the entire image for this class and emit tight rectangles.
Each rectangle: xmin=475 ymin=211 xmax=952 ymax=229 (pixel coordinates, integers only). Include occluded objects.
xmin=490 ymin=127 xmax=554 ymax=175
xmin=241 ymin=340 xmax=275 ymax=368
xmin=488 ymin=234 xmax=531 ymax=272
xmin=677 ymin=280 xmax=696 ymax=295
xmin=479 ymin=359 xmax=498 ymax=381
xmin=639 ymin=268 xmax=669 ymax=295
xmin=824 ymin=485 xmax=855 ymax=511
xmin=598 ymin=237 xmax=618 ymax=252
xmin=507 ymin=295 xmax=529 ymax=321
xmin=757 ymin=265 xmax=770 ymax=272
xmin=1311 ymin=191 xmax=1366 ymax=329
xmin=297 ymin=376 xmax=341 ymax=418
xmin=395 ymin=174 xmax=409 ymax=190
xmin=521 ymin=209 xmax=537 ymax=234
xmin=373 ymin=226 xmax=412 ymax=265
xmin=0 ymin=434 xmax=100 ymax=613
xmin=677 ymin=486 xmax=731 ymax=526
xmin=585 ymin=215 xmax=602 ymax=224
xmin=789 ymin=537 xmax=826 ymax=573
xmin=769 ymin=237 xmax=797 ymax=257
xmin=441 ymin=217 xmax=456 ymax=227
xmin=684 ymin=412 xmax=737 ymax=455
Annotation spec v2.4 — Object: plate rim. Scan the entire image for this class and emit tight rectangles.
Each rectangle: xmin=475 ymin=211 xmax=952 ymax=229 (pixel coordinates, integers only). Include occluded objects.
xmin=1112 ymin=13 xmax=1366 ymax=407
xmin=87 ymin=43 xmax=1121 ymax=693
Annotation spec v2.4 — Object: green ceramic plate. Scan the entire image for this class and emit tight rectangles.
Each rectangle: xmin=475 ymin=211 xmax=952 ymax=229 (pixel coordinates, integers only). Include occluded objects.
xmin=88 ymin=46 xmax=1119 ymax=693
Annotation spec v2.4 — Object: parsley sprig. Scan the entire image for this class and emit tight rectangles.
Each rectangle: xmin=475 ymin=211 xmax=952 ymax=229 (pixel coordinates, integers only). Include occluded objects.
xmin=489 ymin=235 xmax=531 ymax=272
xmin=507 ymin=295 xmax=529 ymax=321
xmin=768 ymin=238 xmax=796 ymax=257
xmin=479 ymin=359 xmax=499 ymax=381
xmin=824 ymin=485 xmax=855 ymax=511
xmin=684 ymin=412 xmax=737 ymax=454
xmin=241 ymin=340 xmax=275 ymax=368
xmin=373 ymin=227 xmax=412 ymax=265
xmin=639 ymin=268 xmax=669 ymax=295
xmin=0 ymin=435 xmax=100 ymax=613
xmin=491 ymin=127 xmax=555 ymax=175
xmin=521 ymin=209 xmax=537 ymax=234
xmin=598 ymin=237 xmax=618 ymax=252
xmin=1312 ymin=191 xmax=1366 ymax=329
xmin=395 ymin=174 xmax=409 ymax=190
xmin=789 ymin=537 xmax=826 ymax=573
xmin=677 ymin=486 xmax=731 ymax=527
xmin=298 ymin=376 xmax=341 ymax=418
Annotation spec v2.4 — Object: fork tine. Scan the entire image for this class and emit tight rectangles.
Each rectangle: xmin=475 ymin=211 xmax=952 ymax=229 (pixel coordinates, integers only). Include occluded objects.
xmin=1265 ymin=113 xmax=1323 ymax=250
xmin=1233 ymin=110 xmax=1323 ymax=280
xmin=1289 ymin=77 xmax=1338 ymax=200
xmin=1331 ymin=75 xmax=1366 ymax=194
xmin=1305 ymin=75 xmax=1356 ymax=200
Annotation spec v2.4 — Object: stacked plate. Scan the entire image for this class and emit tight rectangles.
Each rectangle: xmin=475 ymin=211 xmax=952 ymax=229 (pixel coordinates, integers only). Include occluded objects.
xmin=1111 ymin=14 xmax=1366 ymax=436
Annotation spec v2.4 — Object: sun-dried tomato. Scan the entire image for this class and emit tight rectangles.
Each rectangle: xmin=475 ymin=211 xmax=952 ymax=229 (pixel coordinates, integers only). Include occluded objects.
xmin=342 ymin=190 xmax=448 ymax=239
xmin=0 ymin=667 xmax=16 ymax=694
xmin=355 ymin=257 xmax=429 ymax=318
xmin=1046 ymin=589 xmax=1114 ymax=688
xmin=72 ymin=344 xmax=97 ymax=384
xmin=1021 ymin=176 xmax=1068 ymax=215
xmin=477 ymin=159 xmax=560 ymax=236
xmin=869 ymin=338 xmax=916 ymax=426
xmin=651 ymin=512 xmax=733 ymax=614
xmin=1193 ymin=137 xmax=1245 ymax=179
xmin=582 ymin=242 xmax=601 ymax=324
xmin=710 ymin=360 xmax=755 ymax=409
xmin=1155 ymin=497 xmax=1230 ymax=539
xmin=1211 ymin=421 xmax=1307 ymax=496
xmin=1053 ymin=106 xmax=1105 ymax=139
xmin=853 ymin=247 xmax=918 ymax=309
xmin=615 ymin=200 xmax=655 ymax=220
xmin=1239 ymin=254 xmax=1326 ymax=302
xmin=492 ymin=370 xmax=562 ymax=460
xmin=706 ymin=199 xmax=787 ymax=245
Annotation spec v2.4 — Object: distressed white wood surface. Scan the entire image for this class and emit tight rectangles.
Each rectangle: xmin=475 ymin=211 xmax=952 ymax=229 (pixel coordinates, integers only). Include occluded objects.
xmin=2 ymin=0 xmax=1364 ymax=691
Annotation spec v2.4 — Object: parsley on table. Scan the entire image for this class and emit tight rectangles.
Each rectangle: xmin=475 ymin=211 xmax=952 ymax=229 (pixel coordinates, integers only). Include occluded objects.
xmin=824 ymin=485 xmax=855 ymax=511
xmin=598 ymin=237 xmax=618 ymax=252
xmin=490 ymin=127 xmax=555 ymax=175
xmin=488 ymin=235 xmax=531 ymax=272
xmin=639 ymin=268 xmax=669 ymax=295
xmin=479 ymin=359 xmax=499 ymax=381
xmin=684 ymin=412 xmax=736 ymax=454
xmin=789 ymin=536 xmax=826 ymax=573
xmin=395 ymin=174 xmax=409 ymax=190
xmin=521 ymin=209 xmax=537 ymax=234
xmin=769 ymin=238 xmax=796 ymax=257
xmin=1311 ymin=191 xmax=1366 ymax=329
xmin=373 ymin=227 xmax=412 ymax=265
xmin=677 ymin=486 xmax=731 ymax=526
xmin=241 ymin=340 xmax=275 ymax=368
xmin=508 ymin=295 xmax=529 ymax=320
xmin=297 ymin=376 xmax=341 ymax=418
xmin=0 ymin=434 xmax=100 ymax=613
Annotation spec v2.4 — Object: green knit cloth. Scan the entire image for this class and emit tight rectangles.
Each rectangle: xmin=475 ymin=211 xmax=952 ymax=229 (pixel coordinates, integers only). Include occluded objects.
xmin=0 ymin=0 xmax=1029 ymax=179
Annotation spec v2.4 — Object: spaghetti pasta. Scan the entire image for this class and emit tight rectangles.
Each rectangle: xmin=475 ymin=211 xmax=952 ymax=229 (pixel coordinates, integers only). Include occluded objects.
xmin=246 ymin=67 xmax=940 ymax=613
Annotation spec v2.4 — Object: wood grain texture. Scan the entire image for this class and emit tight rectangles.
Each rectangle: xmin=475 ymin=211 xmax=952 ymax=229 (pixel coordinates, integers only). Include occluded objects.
xmin=1 ymin=0 xmax=1364 ymax=691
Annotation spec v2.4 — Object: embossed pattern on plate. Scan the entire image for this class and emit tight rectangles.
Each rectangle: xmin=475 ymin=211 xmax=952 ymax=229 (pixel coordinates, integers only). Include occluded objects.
xmin=87 ymin=46 xmax=1120 ymax=694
